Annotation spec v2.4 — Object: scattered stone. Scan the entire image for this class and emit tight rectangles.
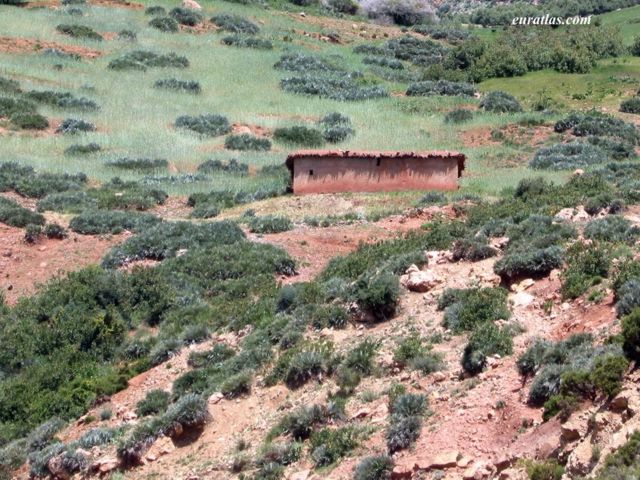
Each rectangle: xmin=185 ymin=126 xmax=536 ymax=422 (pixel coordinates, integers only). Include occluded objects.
xmin=511 ymin=291 xmax=535 ymax=307
xmin=351 ymin=408 xmax=370 ymax=420
xmin=432 ymin=371 xmax=446 ymax=383
xmin=400 ymin=265 xmax=442 ymax=293
xmin=289 ymin=470 xmax=310 ymax=480
xmin=417 ymin=450 xmax=460 ymax=470
xmin=209 ymin=392 xmax=224 ymax=405
xmin=561 ymin=417 xmax=587 ymax=443
xmin=91 ymin=457 xmax=119 ymax=474
xmin=182 ymin=0 xmax=202 ymax=8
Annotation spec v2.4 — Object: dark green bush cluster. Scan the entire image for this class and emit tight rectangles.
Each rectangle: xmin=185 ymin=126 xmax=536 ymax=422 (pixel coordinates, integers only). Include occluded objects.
xmin=56 ymin=24 xmax=103 ymax=41
xmin=69 ymin=210 xmax=162 ymax=235
xmin=267 ymin=341 xmax=334 ymax=389
xmin=393 ymin=333 xmax=444 ymax=374
xmin=175 ymin=114 xmax=231 ymax=137
xmin=354 ymin=455 xmax=394 ymax=480
xmin=221 ymin=35 xmax=273 ymax=49
xmin=584 ymin=215 xmax=640 ymax=244
xmin=149 ymin=16 xmax=179 ymax=32
xmin=326 ymin=0 xmax=358 ymax=14
xmin=0 ymin=164 xmax=87 ymax=199
xmin=169 ymin=7 xmax=203 ymax=26
xmin=413 ymin=24 xmax=471 ymax=44
xmin=354 ymin=271 xmax=400 ymax=322
xmin=101 ymin=220 xmax=245 ymax=268
xmin=154 ymin=78 xmax=201 ymax=94
xmin=248 ymin=215 xmax=293 ymax=234
xmin=64 ymin=142 xmax=101 ymax=155
xmin=106 ymin=157 xmax=168 ymax=171
xmin=225 ymin=133 xmax=271 ymax=151
xmin=23 ymin=90 xmax=99 ymax=111
xmin=136 ymin=390 xmax=170 ymax=417
xmin=621 ymin=96 xmax=640 ymax=115
xmin=529 ymin=142 xmax=608 ymax=170
xmin=108 ymin=50 xmax=189 ymax=71
xmin=554 ymin=111 xmax=639 ymax=145
xmin=561 ymin=241 xmax=611 ymax=300
xmin=357 ymin=36 xmax=449 ymax=68
xmin=280 ymin=74 xmax=388 ymax=102
xmin=0 ymin=197 xmax=45 ymax=228
xmin=587 ymin=136 xmax=637 ymax=161
xmin=0 ymin=96 xmax=48 ymax=131
xmin=406 ymin=80 xmax=476 ymax=97
xmin=591 ymin=430 xmax=640 ymax=480
xmin=386 ymin=393 xmax=427 ymax=453
xmin=362 ymin=56 xmax=404 ymax=70
xmin=274 ymin=53 xmax=341 ymax=72
xmin=211 ymin=14 xmax=259 ymax=34
xmin=56 ymin=118 xmax=96 ymax=134
xmin=480 ymin=91 xmax=523 ymax=113
xmin=310 ymin=426 xmax=361 ymax=467
xmin=273 ymin=125 xmax=324 ymax=147
xmin=445 ymin=108 xmax=473 ymax=124
xmin=197 ymin=159 xmax=249 ymax=175
xmin=0 ymin=76 xmax=21 ymax=94
xmin=318 ymin=112 xmax=354 ymax=143
xmin=451 ymin=235 xmax=497 ymax=262
xmin=145 ymin=5 xmax=165 ymax=15
xmin=440 ymin=287 xmax=510 ymax=333
xmin=462 ymin=323 xmax=513 ymax=375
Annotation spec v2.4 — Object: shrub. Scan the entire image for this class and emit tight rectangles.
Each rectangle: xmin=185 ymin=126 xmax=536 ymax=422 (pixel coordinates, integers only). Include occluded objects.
xmin=69 ymin=210 xmax=162 ymax=235
xmin=77 ymin=427 xmax=114 ymax=448
xmin=526 ymin=460 xmax=564 ymax=480
xmin=211 ymin=14 xmax=259 ymax=34
xmin=280 ymin=74 xmax=388 ymax=102
xmin=591 ymin=354 xmax=628 ymax=397
xmin=0 ymin=76 xmax=21 ymax=94
xmin=273 ymin=126 xmax=324 ymax=147
xmin=461 ymin=323 xmax=513 ymax=375
xmin=136 ymin=390 xmax=170 ymax=417
xmin=0 ymin=197 xmax=45 ymax=228
xmin=587 ymin=136 xmax=636 ymax=160
xmin=480 ymin=91 xmax=523 ymax=113
xmin=584 ymin=215 xmax=640 ymax=244
xmin=354 ymin=455 xmax=393 ymax=480
xmin=530 ymin=142 xmax=608 ymax=170
xmin=343 ymin=338 xmax=380 ymax=376
xmin=561 ymin=241 xmax=611 ymax=300
xmin=248 ymin=215 xmax=293 ymax=234
xmin=272 ymin=404 xmax=329 ymax=441
xmin=162 ymin=394 xmax=208 ymax=432
xmin=386 ymin=415 xmax=421 ymax=453
xmin=441 ymin=287 xmax=510 ymax=333
xmin=406 ymin=80 xmax=476 ymax=97
xmin=220 ymin=370 xmax=252 ymax=398
xmin=318 ymin=112 xmax=355 ymax=143
xmin=149 ymin=16 xmax=180 ymax=32
xmin=107 ymin=50 xmax=189 ymax=71
xmin=283 ymin=349 xmax=329 ymax=388
xmin=327 ymin=0 xmax=358 ymax=14
xmin=554 ymin=111 xmax=639 ymax=145
xmin=154 ymin=78 xmax=201 ymax=94
xmin=56 ymin=24 xmax=103 ymax=41
xmin=361 ymin=0 xmax=436 ymax=26
xmin=10 ymin=112 xmax=48 ymax=130
xmin=391 ymin=393 xmax=427 ymax=417
xmin=23 ymin=90 xmax=98 ymax=111
xmin=258 ymin=441 xmax=302 ymax=466
xmin=43 ymin=223 xmax=67 ymax=239
xmin=145 ymin=5 xmax=166 ymax=15
xmin=393 ymin=333 xmax=425 ymax=367
xmin=64 ymin=143 xmax=101 ymax=155
xmin=175 ymin=114 xmax=231 ymax=137
xmin=118 ymin=29 xmax=137 ymax=41
xmin=617 ymin=280 xmax=640 ymax=318
xmin=494 ymin=246 xmax=564 ymax=281
xmin=363 ymin=56 xmax=404 ymax=70
xmin=452 ymin=236 xmax=497 ymax=262
xmin=620 ymin=97 xmax=640 ymax=115
xmin=106 ymin=158 xmax=168 ymax=171
xmin=169 ymin=7 xmax=203 ymax=26
xmin=188 ymin=344 xmax=235 ymax=368
xmin=221 ymin=35 xmax=272 ymax=49
xmin=354 ymin=271 xmax=400 ymax=322
xmin=275 ymin=53 xmax=340 ymax=72
xmin=622 ymin=308 xmax=640 ymax=362
xmin=445 ymin=108 xmax=473 ymax=123
xmin=225 ymin=134 xmax=271 ymax=151
xmin=310 ymin=426 xmax=360 ymax=467
xmin=56 ymin=118 xmax=95 ymax=134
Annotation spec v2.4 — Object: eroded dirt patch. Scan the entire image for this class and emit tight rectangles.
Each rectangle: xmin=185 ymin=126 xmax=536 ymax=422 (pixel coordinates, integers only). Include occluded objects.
xmin=0 ymin=35 xmax=102 ymax=58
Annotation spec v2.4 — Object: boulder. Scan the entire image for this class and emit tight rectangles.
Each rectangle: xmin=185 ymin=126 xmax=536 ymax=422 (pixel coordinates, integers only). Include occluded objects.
xmin=400 ymin=265 xmax=442 ymax=293
xmin=566 ymin=439 xmax=594 ymax=476
xmin=209 ymin=392 xmax=224 ymax=405
xmin=391 ymin=463 xmax=413 ymax=479
xmin=511 ymin=291 xmax=534 ymax=307
xmin=181 ymin=0 xmax=202 ymax=9
xmin=289 ymin=470 xmax=310 ymax=480
xmin=561 ymin=417 xmax=588 ymax=443
xmin=48 ymin=455 xmax=71 ymax=480
xmin=91 ymin=456 xmax=119 ymax=474
xmin=416 ymin=450 xmax=459 ymax=470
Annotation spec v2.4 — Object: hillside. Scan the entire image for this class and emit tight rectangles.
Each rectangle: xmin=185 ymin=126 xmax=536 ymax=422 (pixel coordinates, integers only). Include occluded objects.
xmin=1 ymin=0 xmax=640 ymax=479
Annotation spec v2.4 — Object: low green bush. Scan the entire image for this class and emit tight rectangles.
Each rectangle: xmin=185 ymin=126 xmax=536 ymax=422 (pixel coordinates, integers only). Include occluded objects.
xmin=318 ymin=112 xmax=354 ymax=143
xmin=10 ymin=112 xmax=48 ymax=130
xmin=211 ymin=14 xmax=259 ymax=34
xmin=451 ymin=236 xmax=497 ymax=262
xmin=617 ymin=279 xmax=640 ymax=318
xmin=64 ymin=143 xmax=101 ymax=155
xmin=587 ymin=136 xmax=637 ymax=160
xmin=584 ymin=215 xmax=640 ymax=244
xmin=343 ymin=337 xmax=379 ymax=376
xmin=0 ymin=197 xmax=45 ymax=228
xmin=555 ymin=111 xmax=639 ymax=145
xmin=386 ymin=415 xmax=421 ymax=453
xmin=494 ymin=246 xmax=564 ymax=281
xmin=445 ymin=108 xmax=473 ymax=123
xmin=280 ymin=74 xmax=388 ymax=102
xmin=106 ymin=158 xmax=168 ymax=171
xmin=118 ymin=29 xmax=137 ymax=41
xmin=108 ymin=50 xmax=189 ymax=71
xmin=622 ymin=308 xmax=640 ymax=362
xmin=406 ymin=80 xmax=476 ymax=97
xmin=225 ymin=134 xmax=271 ymax=151
xmin=162 ymin=393 xmax=208 ymax=433
xmin=480 ymin=91 xmax=523 ymax=113
xmin=441 ymin=287 xmax=510 ymax=333
xmin=221 ymin=370 xmax=252 ymax=398
xmin=149 ymin=16 xmax=179 ymax=32
xmin=154 ymin=78 xmax=201 ymax=94
xmin=353 ymin=455 xmax=393 ymax=480
xmin=0 ymin=76 xmax=21 ymax=94
xmin=77 ymin=427 xmax=115 ymax=448
xmin=273 ymin=126 xmax=325 ymax=147
xmin=561 ymin=241 xmax=611 ymax=300
xmin=461 ymin=323 xmax=513 ymax=375
xmin=363 ymin=56 xmax=404 ymax=70
xmin=258 ymin=441 xmax=302 ymax=467
xmin=56 ymin=118 xmax=95 ymax=134
xmin=169 ymin=7 xmax=203 ymax=26
xmin=188 ymin=344 xmax=235 ymax=369
xmin=136 ymin=390 xmax=170 ymax=417
xmin=175 ymin=114 xmax=231 ymax=137
xmin=69 ymin=210 xmax=162 ymax=235
xmin=526 ymin=460 xmax=564 ymax=480
xmin=530 ymin=142 xmax=608 ymax=170
xmin=196 ymin=159 xmax=248 ymax=175
xmin=248 ymin=215 xmax=293 ymax=234
xmin=310 ymin=426 xmax=360 ymax=467
xmin=620 ymin=97 xmax=640 ymax=115
xmin=144 ymin=5 xmax=165 ymax=15
xmin=221 ymin=35 xmax=273 ymax=49
xmin=354 ymin=271 xmax=400 ymax=322
xmin=274 ymin=53 xmax=341 ymax=72
xmin=0 ymin=96 xmax=36 ymax=118
xmin=43 ymin=223 xmax=67 ymax=239
xmin=23 ymin=90 xmax=99 ymax=111
xmin=56 ymin=24 xmax=103 ymax=41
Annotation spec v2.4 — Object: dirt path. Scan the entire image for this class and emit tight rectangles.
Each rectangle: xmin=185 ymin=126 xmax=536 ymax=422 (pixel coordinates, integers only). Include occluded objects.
xmin=0 ymin=35 xmax=102 ymax=58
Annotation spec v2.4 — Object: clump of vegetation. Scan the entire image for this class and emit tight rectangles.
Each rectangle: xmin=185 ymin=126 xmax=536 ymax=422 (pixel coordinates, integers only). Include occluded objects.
xmin=149 ymin=16 xmax=180 ymax=32
xmin=169 ymin=7 xmax=203 ymax=26
xmin=525 ymin=460 xmax=564 ymax=480
xmin=248 ymin=215 xmax=293 ymax=234
xmin=386 ymin=393 xmax=427 ymax=453
xmin=136 ymin=390 xmax=170 ymax=417
xmin=154 ymin=78 xmax=201 ymax=94
xmin=445 ymin=108 xmax=473 ymax=124
xmin=108 ymin=50 xmax=189 ymax=71
xmin=69 ymin=210 xmax=162 ymax=235
xmin=406 ymin=80 xmax=476 ymax=97
xmin=530 ymin=142 xmax=609 ymax=170
xmin=561 ymin=241 xmax=611 ymax=300
xmin=64 ymin=142 xmax=101 ymax=155
xmin=197 ymin=159 xmax=249 ymax=175
xmin=106 ymin=158 xmax=168 ymax=171
xmin=144 ymin=5 xmax=165 ymax=15
xmin=211 ymin=14 xmax=259 ymax=34
xmin=362 ymin=0 xmax=436 ymax=26
xmin=23 ymin=90 xmax=99 ymax=111
xmin=56 ymin=118 xmax=96 ymax=134
xmin=221 ymin=35 xmax=273 ymax=49
xmin=354 ymin=455 xmax=394 ymax=480
xmin=10 ymin=112 xmax=48 ymax=130
xmin=273 ymin=126 xmax=325 ymax=147
xmin=462 ymin=323 xmax=513 ymax=375
xmin=584 ymin=215 xmax=640 ymax=244
xmin=440 ymin=287 xmax=510 ymax=333
xmin=225 ymin=134 xmax=271 ymax=151
xmin=280 ymin=74 xmax=388 ymax=102
xmin=354 ymin=271 xmax=400 ymax=322
xmin=175 ymin=114 xmax=231 ymax=137
xmin=554 ymin=111 xmax=639 ymax=145
xmin=620 ymin=96 xmax=640 ymax=115
xmin=56 ymin=24 xmax=103 ymax=41
xmin=310 ymin=426 xmax=362 ymax=467
xmin=480 ymin=91 xmax=523 ymax=113
xmin=318 ymin=112 xmax=354 ymax=143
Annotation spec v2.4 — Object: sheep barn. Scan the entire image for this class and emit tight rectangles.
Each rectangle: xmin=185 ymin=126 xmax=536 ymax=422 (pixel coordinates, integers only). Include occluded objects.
xmin=285 ymin=150 xmax=466 ymax=195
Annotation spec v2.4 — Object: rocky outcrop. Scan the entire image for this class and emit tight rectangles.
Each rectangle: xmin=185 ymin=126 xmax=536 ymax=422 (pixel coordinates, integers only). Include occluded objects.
xmin=400 ymin=264 xmax=442 ymax=293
